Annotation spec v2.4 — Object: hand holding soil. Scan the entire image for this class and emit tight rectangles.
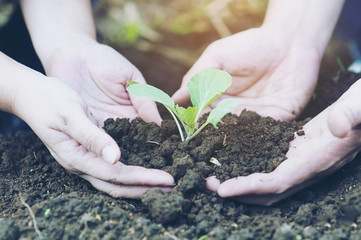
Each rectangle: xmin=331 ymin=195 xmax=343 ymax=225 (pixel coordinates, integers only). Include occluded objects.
xmin=3 ymin=0 xmax=361 ymax=238
xmin=13 ymin=76 xmax=174 ymax=198
xmin=18 ymin=0 xmax=176 ymax=199
xmin=207 ymin=78 xmax=361 ymax=206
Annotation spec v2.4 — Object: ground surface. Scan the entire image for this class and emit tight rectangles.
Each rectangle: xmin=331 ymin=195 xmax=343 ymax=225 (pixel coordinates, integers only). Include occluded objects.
xmin=1 ymin=1 xmax=361 ymax=239
xmin=1 ymin=68 xmax=361 ymax=239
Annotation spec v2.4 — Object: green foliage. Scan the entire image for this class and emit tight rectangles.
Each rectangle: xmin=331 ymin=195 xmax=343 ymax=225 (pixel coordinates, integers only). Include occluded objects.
xmin=167 ymin=7 xmax=207 ymax=35
xmin=110 ymin=22 xmax=141 ymax=45
xmin=127 ymin=69 xmax=243 ymax=141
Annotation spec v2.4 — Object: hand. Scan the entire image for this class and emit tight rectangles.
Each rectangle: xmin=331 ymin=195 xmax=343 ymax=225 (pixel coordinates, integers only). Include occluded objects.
xmin=206 ymin=79 xmax=361 ymax=205
xmin=43 ymin=39 xmax=161 ymax=126
xmin=173 ymin=28 xmax=321 ymax=120
xmin=13 ymin=76 xmax=174 ymax=198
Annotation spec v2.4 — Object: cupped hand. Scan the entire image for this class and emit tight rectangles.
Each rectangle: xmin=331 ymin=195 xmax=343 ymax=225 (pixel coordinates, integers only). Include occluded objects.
xmin=13 ymin=77 xmax=174 ymax=198
xmin=206 ymin=79 xmax=361 ymax=206
xmin=43 ymin=39 xmax=161 ymax=126
xmin=173 ymin=27 xmax=321 ymax=121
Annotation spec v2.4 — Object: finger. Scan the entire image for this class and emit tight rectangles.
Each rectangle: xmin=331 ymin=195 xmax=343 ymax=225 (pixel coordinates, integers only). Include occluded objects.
xmin=81 ymin=175 xmax=173 ymax=198
xmin=129 ymin=72 xmax=162 ymax=125
xmin=130 ymin=95 xmax=162 ymax=125
xmin=205 ymin=176 xmax=221 ymax=192
xmin=217 ymin=174 xmax=292 ymax=206
xmin=50 ymin=136 xmax=175 ymax=186
xmin=110 ymin=164 xmax=175 ymax=186
xmin=75 ymin=158 xmax=175 ymax=186
xmin=61 ymin=107 xmax=120 ymax=164
xmin=328 ymin=79 xmax=361 ymax=138
xmin=50 ymin=105 xmax=174 ymax=186
xmin=217 ymin=172 xmax=283 ymax=198
xmin=217 ymin=155 xmax=319 ymax=204
xmin=172 ymin=86 xmax=190 ymax=106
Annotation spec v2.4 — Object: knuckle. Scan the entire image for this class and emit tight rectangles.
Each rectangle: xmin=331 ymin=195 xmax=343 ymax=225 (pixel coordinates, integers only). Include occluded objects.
xmin=341 ymin=103 xmax=357 ymax=124
xmin=82 ymin=131 xmax=107 ymax=155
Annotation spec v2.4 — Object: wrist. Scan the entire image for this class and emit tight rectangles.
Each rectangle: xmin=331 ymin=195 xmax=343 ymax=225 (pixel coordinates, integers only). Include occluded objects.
xmin=20 ymin=0 xmax=97 ymax=72
xmin=0 ymin=52 xmax=45 ymax=114
xmin=261 ymin=0 xmax=345 ymax=56
xmin=37 ymin=35 xmax=97 ymax=75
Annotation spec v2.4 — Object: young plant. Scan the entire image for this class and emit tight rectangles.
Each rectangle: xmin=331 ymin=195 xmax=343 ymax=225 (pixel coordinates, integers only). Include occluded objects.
xmin=127 ymin=69 xmax=243 ymax=142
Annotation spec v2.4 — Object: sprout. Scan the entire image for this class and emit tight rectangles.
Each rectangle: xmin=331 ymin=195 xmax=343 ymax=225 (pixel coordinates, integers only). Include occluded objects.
xmin=127 ymin=69 xmax=243 ymax=141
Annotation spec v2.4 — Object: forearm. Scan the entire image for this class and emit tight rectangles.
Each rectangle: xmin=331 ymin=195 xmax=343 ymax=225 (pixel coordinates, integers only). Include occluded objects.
xmin=262 ymin=0 xmax=345 ymax=55
xmin=0 ymin=52 xmax=43 ymax=113
xmin=20 ymin=0 xmax=96 ymax=65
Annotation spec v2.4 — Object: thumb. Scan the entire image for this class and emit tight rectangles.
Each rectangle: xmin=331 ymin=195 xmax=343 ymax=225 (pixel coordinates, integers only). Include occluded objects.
xmin=328 ymin=79 xmax=361 ymax=138
xmin=64 ymin=108 xmax=121 ymax=164
xmin=172 ymin=85 xmax=190 ymax=106
xmin=128 ymin=71 xmax=162 ymax=125
xmin=172 ymin=69 xmax=193 ymax=105
xmin=130 ymin=94 xmax=162 ymax=125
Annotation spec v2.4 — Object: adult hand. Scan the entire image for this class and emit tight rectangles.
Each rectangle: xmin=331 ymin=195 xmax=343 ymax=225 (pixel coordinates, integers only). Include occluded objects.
xmin=13 ymin=77 xmax=174 ymax=198
xmin=18 ymin=0 xmax=170 ymax=197
xmin=173 ymin=28 xmax=321 ymax=121
xmin=21 ymin=0 xmax=161 ymax=126
xmin=206 ymin=79 xmax=361 ymax=205
xmin=43 ymin=39 xmax=161 ymax=126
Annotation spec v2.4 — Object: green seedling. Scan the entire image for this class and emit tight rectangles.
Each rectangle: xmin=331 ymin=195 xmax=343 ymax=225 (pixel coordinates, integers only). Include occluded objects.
xmin=127 ymin=68 xmax=243 ymax=142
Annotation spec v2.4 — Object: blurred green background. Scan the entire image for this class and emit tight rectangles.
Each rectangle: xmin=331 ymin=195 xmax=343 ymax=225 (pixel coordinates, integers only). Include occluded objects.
xmin=0 ymin=0 xmax=355 ymax=129
xmin=93 ymin=0 xmax=267 ymax=67
xmin=0 ymin=0 xmax=352 ymax=91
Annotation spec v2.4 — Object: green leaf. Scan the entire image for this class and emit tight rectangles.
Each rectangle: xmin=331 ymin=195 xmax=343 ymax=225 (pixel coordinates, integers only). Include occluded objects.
xmin=175 ymin=105 xmax=199 ymax=135
xmin=126 ymin=69 xmax=238 ymax=142
xmin=126 ymin=81 xmax=175 ymax=108
xmin=187 ymin=69 xmax=232 ymax=111
xmin=206 ymin=98 xmax=243 ymax=128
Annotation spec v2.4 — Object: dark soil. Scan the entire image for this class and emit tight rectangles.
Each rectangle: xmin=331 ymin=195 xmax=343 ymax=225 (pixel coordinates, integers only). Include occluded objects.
xmin=1 ymin=54 xmax=361 ymax=239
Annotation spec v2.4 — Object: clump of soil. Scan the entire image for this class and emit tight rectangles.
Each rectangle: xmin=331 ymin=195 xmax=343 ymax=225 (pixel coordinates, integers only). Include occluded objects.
xmin=1 ymin=70 xmax=361 ymax=239
xmin=104 ymin=110 xmax=301 ymax=183
xmin=102 ymin=110 xmax=304 ymax=227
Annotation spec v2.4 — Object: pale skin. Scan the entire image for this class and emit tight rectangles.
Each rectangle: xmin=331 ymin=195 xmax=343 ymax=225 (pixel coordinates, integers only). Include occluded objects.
xmin=173 ymin=0 xmax=361 ymax=205
xmin=14 ymin=0 xmax=174 ymax=198
xmin=9 ymin=0 xmax=361 ymax=204
xmin=207 ymin=80 xmax=361 ymax=205
xmin=0 ymin=53 xmax=174 ymax=198
xmin=173 ymin=0 xmax=345 ymax=120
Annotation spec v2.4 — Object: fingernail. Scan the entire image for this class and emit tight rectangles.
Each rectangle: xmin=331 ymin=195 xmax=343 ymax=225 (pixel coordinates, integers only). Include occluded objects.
xmin=102 ymin=146 xmax=118 ymax=164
